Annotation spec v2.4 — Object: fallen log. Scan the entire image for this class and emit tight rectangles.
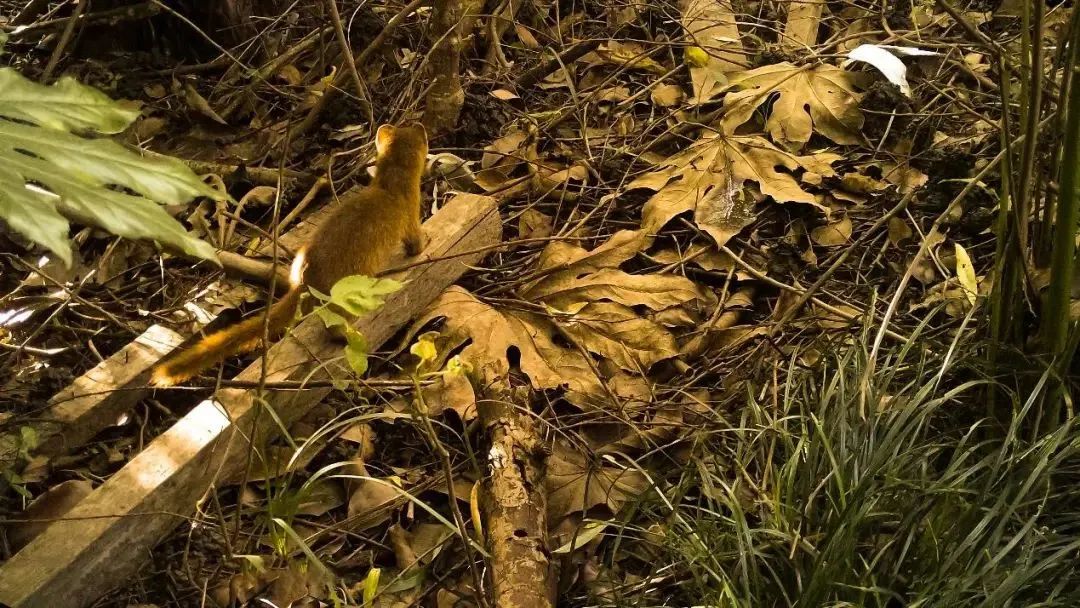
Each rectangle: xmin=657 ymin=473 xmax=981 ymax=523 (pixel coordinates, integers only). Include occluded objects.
xmin=0 ymin=193 xmax=502 ymax=608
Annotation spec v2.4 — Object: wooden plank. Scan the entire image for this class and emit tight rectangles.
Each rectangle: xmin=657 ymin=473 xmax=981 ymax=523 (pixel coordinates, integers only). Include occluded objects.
xmin=0 ymin=324 xmax=183 ymax=473
xmin=0 ymin=202 xmax=336 ymax=474
xmin=0 ymin=194 xmax=502 ymax=608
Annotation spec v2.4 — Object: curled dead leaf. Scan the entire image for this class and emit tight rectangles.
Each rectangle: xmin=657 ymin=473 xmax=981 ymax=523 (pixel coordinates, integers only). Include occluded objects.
xmin=810 ymin=214 xmax=853 ymax=247
xmin=650 ymin=83 xmax=685 ymax=107
xmin=546 ymin=442 xmax=650 ymax=521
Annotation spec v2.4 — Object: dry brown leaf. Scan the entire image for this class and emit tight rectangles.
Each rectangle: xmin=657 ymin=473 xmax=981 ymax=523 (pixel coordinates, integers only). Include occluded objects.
xmin=546 ymin=442 xmax=650 ymax=520
xmin=650 ymin=244 xmax=738 ymax=274
xmin=518 ymin=208 xmax=554 ymax=239
xmin=476 ymin=127 xmax=534 ymax=191
xmin=525 ymin=268 xmax=712 ymax=312
xmin=532 ymin=161 xmax=588 ymax=199
xmin=559 ymin=301 xmax=679 ymax=370
xmin=810 ymin=214 xmax=853 ymax=247
xmin=588 ymin=40 xmax=667 ymax=74
xmin=481 ymin=128 xmax=529 ymax=170
xmin=887 ymin=216 xmax=913 ymax=246
xmin=629 ymin=132 xmax=839 ymax=240
xmin=347 ymin=473 xmax=404 ymax=530
xmin=490 ymin=88 xmax=520 ymax=101
xmin=840 ymin=172 xmax=889 ymax=195
xmin=532 ymin=229 xmax=648 ymax=276
xmin=296 ymin=479 xmax=345 ymax=517
xmin=143 ymin=83 xmax=167 ymax=99
xmin=411 ymin=286 xmax=602 ymax=395
xmin=178 ymin=80 xmax=227 ymax=125
xmin=650 ymin=83 xmax=685 ymax=107
xmin=266 ymin=561 xmax=328 ymax=608
xmin=514 ymin=23 xmax=540 ymax=49
xmin=721 ymin=63 xmax=863 ymax=149
xmin=389 ymin=371 xmax=477 ymax=422
xmin=878 ymin=159 xmax=929 ymax=193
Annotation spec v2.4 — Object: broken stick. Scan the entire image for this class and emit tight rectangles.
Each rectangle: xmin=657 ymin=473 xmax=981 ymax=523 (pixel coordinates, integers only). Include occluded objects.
xmin=0 ymin=194 xmax=502 ymax=608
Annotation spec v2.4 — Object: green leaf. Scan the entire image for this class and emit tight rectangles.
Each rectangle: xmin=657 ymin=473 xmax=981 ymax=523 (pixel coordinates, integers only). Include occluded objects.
xmin=344 ymin=328 xmax=369 ymax=376
xmin=329 ymin=275 xmax=403 ymax=316
xmin=315 ymin=306 xmax=348 ymax=329
xmin=0 ymin=120 xmax=219 ymax=206
xmin=308 ymin=285 xmax=331 ymax=303
xmin=235 ymin=554 xmax=268 ymax=573
xmin=0 ymin=68 xmax=221 ymax=267
xmin=18 ymin=426 xmax=39 ymax=459
xmin=0 ymin=68 xmax=139 ymax=134
xmin=0 ymin=165 xmax=72 ymax=265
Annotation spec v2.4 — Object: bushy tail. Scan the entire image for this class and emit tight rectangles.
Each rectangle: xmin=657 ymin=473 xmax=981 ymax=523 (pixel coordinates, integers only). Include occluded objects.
xmin=150 ymin=288 xmax=300 ymax=387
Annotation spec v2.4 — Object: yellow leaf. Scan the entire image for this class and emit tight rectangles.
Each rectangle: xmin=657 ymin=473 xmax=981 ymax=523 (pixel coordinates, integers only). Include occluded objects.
xmin=954 ymin=242 xmax=978 ymax=307
xmin=684 ymin=46 xmax=709 ymax=68
xmin=410 ymin=330 xmax=439 ymax=364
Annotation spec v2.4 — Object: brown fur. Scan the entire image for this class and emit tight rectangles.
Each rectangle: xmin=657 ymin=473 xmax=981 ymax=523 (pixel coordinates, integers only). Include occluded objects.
xmin=151 ymin=124 xmax=428 ymax=387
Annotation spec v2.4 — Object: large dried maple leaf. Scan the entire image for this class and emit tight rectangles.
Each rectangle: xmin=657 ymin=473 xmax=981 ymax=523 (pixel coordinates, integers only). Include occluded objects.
xmin=410 ymin=286 xmax=599 ymax=394
xmin=720 ymin=62 xmax=864 ymax=150
xmin=628 ymin=132 xmax=839 ymax=245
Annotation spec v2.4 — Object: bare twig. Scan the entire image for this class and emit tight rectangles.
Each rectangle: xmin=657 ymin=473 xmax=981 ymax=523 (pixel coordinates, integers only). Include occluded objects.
xmin=5 ymin=2 xmax=161 ymax=37
xmin=41 ymin=0 xmax=87 ymax=80
xmin=286 ymin=0 xmax=425 ymax=145
xmin=323 ymin=0 xmax=374 ymax=129
xmin=514 ymin=39 xmax=601 ymax=90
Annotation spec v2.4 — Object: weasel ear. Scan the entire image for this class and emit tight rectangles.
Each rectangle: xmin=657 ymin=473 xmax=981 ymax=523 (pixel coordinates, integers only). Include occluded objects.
xmin=375 ymin=124 xmax=395 ymax=156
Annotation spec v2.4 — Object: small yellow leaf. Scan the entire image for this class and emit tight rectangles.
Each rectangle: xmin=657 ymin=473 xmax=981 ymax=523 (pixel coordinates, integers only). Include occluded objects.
xmin=954 ymin=242 xmax=978 ymax=307
xmin=410 ymin=331 xmax=439 ymax=364
xmin=684 ymin=46 xmax=709 ymax=68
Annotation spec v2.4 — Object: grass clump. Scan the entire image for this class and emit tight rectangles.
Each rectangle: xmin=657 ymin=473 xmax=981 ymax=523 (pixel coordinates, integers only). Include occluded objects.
xmin=593 ymin=335 xmax=1080 ymax=607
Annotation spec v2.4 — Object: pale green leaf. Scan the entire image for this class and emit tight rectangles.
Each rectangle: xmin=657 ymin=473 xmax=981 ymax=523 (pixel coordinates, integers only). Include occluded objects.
xmin=345 ymin=328 xmax=369 ymax=376
xmin=0 ymin=165 xmax=72 ymax=266
xmin=0 ymin=120 xmax=219 ymax=204
xmin=362 ymin=568 xmax=380 ymax=607
xmin=553 ymin=520 xmax=610 ymax=554
xmin=0 ymin=69 xmax=221 ymax=266
xmin=0 ymin=68 xmax=139 ymax=134
xmin=330 ymin=275 xmax=403 ymax=316
xmin=410 ymin=331 xmax=439 ymax=364
xmin=315 ymin=307 xmax=348 ymax=329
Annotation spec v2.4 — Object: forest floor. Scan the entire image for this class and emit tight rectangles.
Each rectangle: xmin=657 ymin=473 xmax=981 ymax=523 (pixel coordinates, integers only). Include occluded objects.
xmin=1 ymin=1 xmax=1079 ymax=607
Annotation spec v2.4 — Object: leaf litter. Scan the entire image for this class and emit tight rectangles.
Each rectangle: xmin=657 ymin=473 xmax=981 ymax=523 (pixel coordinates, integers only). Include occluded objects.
xmin=0 ymin=0 xmax=1033 ymax=605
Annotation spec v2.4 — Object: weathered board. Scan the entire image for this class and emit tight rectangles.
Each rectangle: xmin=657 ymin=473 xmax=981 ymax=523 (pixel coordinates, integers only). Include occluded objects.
xmin=0 ymin=194 xmax=501 ymax=608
